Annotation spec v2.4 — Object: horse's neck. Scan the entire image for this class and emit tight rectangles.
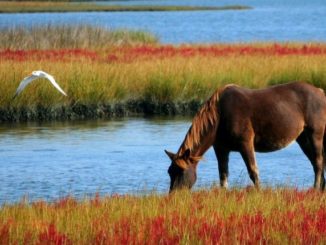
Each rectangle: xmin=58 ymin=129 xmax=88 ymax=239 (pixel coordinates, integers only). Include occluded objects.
xmin=178 ymin=123 xmax=217 ymax=157
xmin=177 ymin=88 xmax=220 ymax=158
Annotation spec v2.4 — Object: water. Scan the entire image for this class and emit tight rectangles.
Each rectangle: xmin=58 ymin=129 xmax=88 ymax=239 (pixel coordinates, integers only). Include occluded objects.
xmin=0 ymin=117 xmax=313 ymax=204
xmin=0 ymin=0 xmax=325 ymax=43
xmin=0 ymin=0 xmax=322 ymax=203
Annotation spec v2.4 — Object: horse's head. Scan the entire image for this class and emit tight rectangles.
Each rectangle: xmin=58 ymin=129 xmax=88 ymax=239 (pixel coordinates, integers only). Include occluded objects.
xmin=165 ymin=149 xmax=201 ymax=193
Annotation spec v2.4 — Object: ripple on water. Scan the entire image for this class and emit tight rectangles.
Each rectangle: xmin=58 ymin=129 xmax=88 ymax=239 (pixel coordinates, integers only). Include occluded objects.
xmin=0 ymin=117 xmax=315 ymax=203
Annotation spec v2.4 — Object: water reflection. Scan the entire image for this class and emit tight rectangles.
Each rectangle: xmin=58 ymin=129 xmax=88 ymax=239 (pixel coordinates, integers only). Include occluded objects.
xmin=0 ymin=117 xmax=313 ymax=204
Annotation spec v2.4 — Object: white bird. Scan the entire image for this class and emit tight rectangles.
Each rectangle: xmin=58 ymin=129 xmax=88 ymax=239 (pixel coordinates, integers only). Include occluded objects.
xmin=13 ymin=70 xmax=67 ymax=99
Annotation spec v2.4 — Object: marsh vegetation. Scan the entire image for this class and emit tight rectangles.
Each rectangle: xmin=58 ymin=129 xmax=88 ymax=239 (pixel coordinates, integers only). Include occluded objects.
xmin=0 ymin=1 xmax=251 ymax=13
xmin=1 ymin=188 xmax=326 ymax=244
xmin=0 ymin=27 xmax=325 ymax=121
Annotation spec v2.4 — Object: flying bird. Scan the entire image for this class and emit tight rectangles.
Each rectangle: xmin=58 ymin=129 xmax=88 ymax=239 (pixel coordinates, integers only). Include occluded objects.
xmin=13 ymin=70 xmax=67 ymax=99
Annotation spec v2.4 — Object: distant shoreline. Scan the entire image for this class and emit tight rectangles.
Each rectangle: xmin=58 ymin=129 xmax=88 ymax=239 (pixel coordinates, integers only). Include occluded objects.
xmin=0 ymin=2 xmax=252 ymax=13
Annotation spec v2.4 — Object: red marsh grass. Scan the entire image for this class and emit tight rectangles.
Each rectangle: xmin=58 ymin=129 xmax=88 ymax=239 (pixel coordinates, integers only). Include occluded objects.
xmin=1 ymin=188 xmax=326 ymax=244
xmin=2 ymin=43 xmax=326 ymax=61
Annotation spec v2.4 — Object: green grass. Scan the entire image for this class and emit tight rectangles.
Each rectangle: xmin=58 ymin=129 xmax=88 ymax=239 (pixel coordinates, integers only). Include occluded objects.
xmin=1 ymin=42 xmax=326 ymax=121
xmin=0 ymin=25 xmax=158 ymax=49
xmin=0 ymin=1 xmax=252 ymax=13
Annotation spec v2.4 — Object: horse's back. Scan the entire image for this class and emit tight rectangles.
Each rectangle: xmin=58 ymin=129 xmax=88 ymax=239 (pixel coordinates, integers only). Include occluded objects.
xmin=219 ymin=82 xmax=326 ymax=120
xmin=217 ymin=82 xmax=326 ymax=152
xmin=266 ymin=82 xmax=326 ymax=126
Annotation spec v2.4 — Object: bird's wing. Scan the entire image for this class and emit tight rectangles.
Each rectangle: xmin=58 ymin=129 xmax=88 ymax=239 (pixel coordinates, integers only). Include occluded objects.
xmin=43 ymin=73 xmax=67 ymax=96
xmin=13 ymin=75 xmax=38 ymax=99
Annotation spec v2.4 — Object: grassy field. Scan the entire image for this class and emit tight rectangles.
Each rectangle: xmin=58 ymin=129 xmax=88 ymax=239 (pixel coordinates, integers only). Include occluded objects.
xmin=1 ymin=188 xmax=326 ymax=244
xmin=1 ymin=43 xmax=326 ymax=120
xmin=0 ymin=1 xmax=251 ymax=13
xmin=1 ymin=24 xmax=326 ymax=244
xmin=0 ymin=26 xmax=325 ymax=120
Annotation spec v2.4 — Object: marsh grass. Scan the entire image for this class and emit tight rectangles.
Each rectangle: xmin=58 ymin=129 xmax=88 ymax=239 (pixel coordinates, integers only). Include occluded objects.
xmin=0 ymin=25 xmax=158 ymax=50
xmin=0 ymin=1 xmax=251 ymax=13
xmin=1 ymin=188 xmax=326 ymax=244
xmin=1 ymin=45 xmax=326 ymax=120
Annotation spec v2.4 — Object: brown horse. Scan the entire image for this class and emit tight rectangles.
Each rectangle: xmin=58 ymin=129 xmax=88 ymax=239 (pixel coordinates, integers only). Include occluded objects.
xmin=166 ymin=82 xmax=326 ymax=192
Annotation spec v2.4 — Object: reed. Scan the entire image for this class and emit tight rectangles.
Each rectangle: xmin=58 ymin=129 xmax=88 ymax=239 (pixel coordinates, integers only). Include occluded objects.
xmin=0 ymin=25 xmax=158 ymax=50
xmin=1 ymin=188 xmax=326 ymax=244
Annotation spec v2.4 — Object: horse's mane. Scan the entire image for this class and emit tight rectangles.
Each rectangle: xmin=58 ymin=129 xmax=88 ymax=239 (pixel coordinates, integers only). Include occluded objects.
xmin=179 ymin=85 xmax=231 ymax=154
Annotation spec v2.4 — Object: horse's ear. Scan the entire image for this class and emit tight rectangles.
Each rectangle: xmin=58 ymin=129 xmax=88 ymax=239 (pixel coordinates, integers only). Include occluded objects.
xmin=165 ymin=150 xmax=176 ymax=160
xmin=183 ymin=149 xmax=191 ymax=159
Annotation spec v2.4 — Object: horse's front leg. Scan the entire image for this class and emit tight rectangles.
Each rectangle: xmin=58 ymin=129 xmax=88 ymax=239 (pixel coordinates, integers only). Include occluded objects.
xmin=240 ymin=140 xmax=260 ymax=188
xmin=214 ymin=146 xmax=230 ymax=188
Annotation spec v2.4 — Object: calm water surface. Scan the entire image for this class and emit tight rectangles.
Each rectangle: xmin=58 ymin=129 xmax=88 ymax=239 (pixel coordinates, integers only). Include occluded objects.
xmin=0 ymin=117 xmax=313 ymax=204
xmin=0 ymin=0 xmax=325 ymax=43
xmin=0 ymin=0 xmax=323 ymax=203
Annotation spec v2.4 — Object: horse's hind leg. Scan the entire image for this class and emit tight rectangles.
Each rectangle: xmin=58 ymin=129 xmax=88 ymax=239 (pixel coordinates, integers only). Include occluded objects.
xmin=323 ymin=149 xmax=326 ymax=190
xmin=323 ymin=133 xmax=326 ymax=190
xmin=312 ymin=129 xmax=324 ymax=190
xmin=321 ymin=130 xmax=326 ymax=190
xmin=297 ymin=129 xmax=325 ymax=190
xmin=213 ymin=146 xmax=230 ymax=188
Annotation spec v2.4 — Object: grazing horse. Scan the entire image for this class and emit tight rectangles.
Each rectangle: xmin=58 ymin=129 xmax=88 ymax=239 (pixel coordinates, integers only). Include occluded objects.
xmin=166 ymin=82 xmax=326 ymax=192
